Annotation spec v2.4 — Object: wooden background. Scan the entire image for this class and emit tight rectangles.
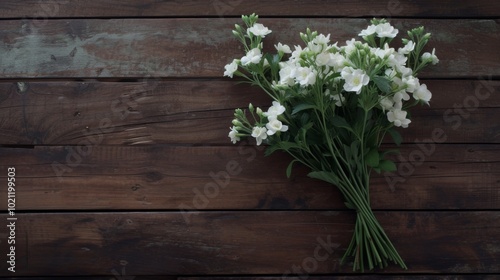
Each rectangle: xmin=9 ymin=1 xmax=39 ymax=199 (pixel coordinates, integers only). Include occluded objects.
xmin=0 ymin=0 xmax=499 ymax=279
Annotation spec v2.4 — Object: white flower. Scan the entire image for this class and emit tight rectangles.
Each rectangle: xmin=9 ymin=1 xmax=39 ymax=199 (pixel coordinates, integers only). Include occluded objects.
xmin=359 ymin=24 xmax=377 ymax=37
xmin=228 ymin=126 xmax=240 ymax=144
xmin=308 ymin=34 xmax=330 ymax=53
xmin=341 ymin=67 xmax=370 ymax=94
xmin=275 ymin=42 xmax=292 ymax=53
xmin=330 ymin=53 xmax=346 ymax=72
xmin=413 ymin=83 xmax=432 ymax=104
xmin=379 ymin=96 xmax=394 ymax=111
xmin=266 ymin=118 xmax=289 ymax=135
xmin=398 ymin=66 xmax=413 ymax=77
xmin=375 ymin=23 xmax=399 ymax=38
xmin=251 ymin=126 xmax=268 ymax=145
xmin=403 ymin=76 xmax=419 ymax=93
xmin=294 ymin=66 xmax=317 ymax=86
xmin=315 ymin=52 xmax=332 ymax=66
xmin=290 ymin=45 xmax=304 ymax=62
xmin=264 ymin=101 xmax=286 ymax=119
xmin=387 ymin=108 xmax=411 ymax=128
xmin=313 ymin=34 xmax=330 ymax=46
xmin=330 ymin=92 xmax=345 ymax=107
xmin=343 ymin=38 xmax=357 ymax=55
xmin=241 ymin=48 xmax=262 ymax=65
xmin=247 ymin=23 xmax=272 ymax=37
xmin=223 ymin=59 xmax=239 ymax=78
xmin=388 ymin=53 xmax=407 ymax=69
xmin=421 ymin=48 xmax=439 ymax=65
xmin=398 ymin=41 xmax=415 ymax=54
xmin=372 ymin=43 xmax=395 ymax=59
xmin=278 ymin=63 xmax=297 ymax=86
xmin=394 ymin=90 xmax=410 ymax=102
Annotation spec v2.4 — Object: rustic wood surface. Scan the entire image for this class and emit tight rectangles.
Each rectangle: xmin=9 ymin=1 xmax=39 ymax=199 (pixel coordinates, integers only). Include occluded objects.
xmin=0 ymin=0 xmax=497 ymax=18
xmin=0 ymin=144 xmax=498 ymax=211
xmin=1 ymin=211 xmax=499 ymax=275
xmin=0 ymin=80 xmax=498 ymax=145
xmin=0 ymin=0 xmax=499 ymax=279
xmin=0 ymin=19 xmax=498 ymax=79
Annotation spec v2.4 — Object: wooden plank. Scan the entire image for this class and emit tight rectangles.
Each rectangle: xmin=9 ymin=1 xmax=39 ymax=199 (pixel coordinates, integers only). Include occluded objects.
xmin=0 ymin=0 xmax=498 ymax=18
xmin=179 ymin=276 xmax=500 ymax=280
xmin=1 ymin=211 xmax=498 ymax=276
xmin=2 ymin=276 xmax=178 ymax=280
xmin=4 ymin=276 xmax=495 ymax=280
xmin=0 ymin=144 xmax=498 ymax=211
xmin=0 ymin=19 xmax=498 ymax=79
xmin=0 ymin=80 xmax=498 ymax=145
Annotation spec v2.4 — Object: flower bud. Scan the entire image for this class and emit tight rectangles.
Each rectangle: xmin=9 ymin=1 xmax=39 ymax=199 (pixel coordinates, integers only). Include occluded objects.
xmin=300 ymin=32 xmax=306 ymax=42
xmin=235 ymin=108 xmax=244 ymax=116
xmin=232 ymin=119 xmax=242 ymax=126
xmin=248 ymin=103 xmax=254 ymax=112
xmin=256 ymin=107 xmax=263 ymax=115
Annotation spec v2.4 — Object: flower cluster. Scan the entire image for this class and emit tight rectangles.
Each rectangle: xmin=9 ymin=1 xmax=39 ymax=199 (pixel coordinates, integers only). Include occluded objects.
xmin=225 ymin=16 xmax=438 ymax=147
xmin=223 ymin=14 xmax=438 ymax=271
xmin=229 ymin=101 xmax=288 ymax=145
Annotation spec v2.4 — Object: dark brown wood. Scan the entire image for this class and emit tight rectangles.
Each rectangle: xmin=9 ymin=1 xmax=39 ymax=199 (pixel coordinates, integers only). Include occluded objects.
xmin=0 ymin=0 xmax=498 ymax=18
xmin=0 ymin=19 xmax=498 ymax=79
xmin=0 ymin=2 xmax=499 ymax=278
xmin=0 ymin=80 xmax=498 ymax=145
xmin=0 ymin=144 xmax=498 ymax=211
xmin=179 ymin=276 xmax=500 ymax=280
xmin=1 ymin=211 xmax=498 ymax=276
xmin=3 ymin=277 xmax=177 ymax=280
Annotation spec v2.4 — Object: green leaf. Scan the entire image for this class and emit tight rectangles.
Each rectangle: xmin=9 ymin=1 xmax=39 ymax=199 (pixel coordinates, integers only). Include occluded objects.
xmin=299 ymin=112 xmax=310 ymax=126
xmin=264 ymin=144 xmax=281 ymax=156
xmin=278 ymin=141 xmax=302 ymax=151
xmin=365 ymin=148 xmax=380 ymax=168
xmin=366 ymin=131 xmax=379 ymax=148
xmin=388 ymin=128 xmax=402 ymax=146
xmin=286 ymin=159 xmax=300 ymax=178
xmin=373 ymin=76 xmax=392 ymax=94
xmin=344 ymin=201 xmax=355 ymax=209
xmin=292 ymin=103 xmax=317 ymax=115
xmin=332 ymin=116 xmax=355 ymax=133
xmin=308 ymin=171 xmax=340 ymax=186
xmin=381 ymin=149 xmax=400 ymax=157
xmin=379 ymin=159 xmax=397 ymax=172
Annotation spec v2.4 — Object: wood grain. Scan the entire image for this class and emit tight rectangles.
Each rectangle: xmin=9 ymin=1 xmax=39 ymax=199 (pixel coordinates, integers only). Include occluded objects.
xmin=0 ymin=2 xmax=499 ymax=278
xmin=180 ymin=276 xmax=500 ymax=280
xmin=0 ymin=80 xmax=498 ymax=145
xmin=0 ymin=144 xmax=497 ymax=211
xmin=0 ymin=0 xmax=498 ymax=18
xmin=2 ymin=278 xmax=177 ymax=280
xmin=0 ymin=19 xmax=498 ymax=79
xmin=1 ymin=211 xmax=498 ymax=276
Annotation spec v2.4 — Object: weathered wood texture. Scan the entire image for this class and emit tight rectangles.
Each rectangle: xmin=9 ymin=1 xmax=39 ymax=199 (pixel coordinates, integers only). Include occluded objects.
xmin=0 ymin=211 xmax=498 ymax=276
xmin=0 ymin=144 xmax=498 ymax=211
xmin=0 ymin=1 xmax=499 ymax=278
xmin=0 ymin=278 xmax=175 ymax=280
xmin=0 ymin=80 xmax=498 ymax=145
xmin=0 ymin=276 xmax=497 ymax=280
xmin=0 ymin=0 xmax=498 ymax=18
xmin=179 ymin=277 xmax=500 ymax=280
xmin=0 ymin=19 xmax=498 ymax=79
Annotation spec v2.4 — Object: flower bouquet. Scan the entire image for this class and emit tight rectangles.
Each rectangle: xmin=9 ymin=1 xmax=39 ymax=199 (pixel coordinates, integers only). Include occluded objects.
xmin=224 ymin=14 xmax=438 ymax=271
